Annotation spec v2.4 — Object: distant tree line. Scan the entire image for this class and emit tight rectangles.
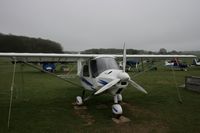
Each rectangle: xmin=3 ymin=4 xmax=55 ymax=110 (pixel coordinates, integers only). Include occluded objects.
xmin=158 ymin=48 xmax=182 ymax=54
xmin=0 ymin=33 xmax=63 ymax=53
xmin=0 ymin=33 xmax=187 ymax=55
xmin=81 ymin=48 xmax=151 ymax=54
xmin=81 ymin=48 xmax=183 ymax=55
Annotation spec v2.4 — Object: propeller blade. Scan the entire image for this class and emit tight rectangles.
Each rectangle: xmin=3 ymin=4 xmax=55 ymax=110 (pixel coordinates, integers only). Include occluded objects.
xmin=123 ymin=42 xmax=126 ymax=72
xmin=94 ymin=79 xmax=120 ymax=95
xmin=129 ymin=79 xmax=148 ymax=94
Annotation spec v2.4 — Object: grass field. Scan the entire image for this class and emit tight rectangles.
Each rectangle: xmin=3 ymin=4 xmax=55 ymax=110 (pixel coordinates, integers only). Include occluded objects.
xmin=0 ymin=59 xmax=200 ymax=133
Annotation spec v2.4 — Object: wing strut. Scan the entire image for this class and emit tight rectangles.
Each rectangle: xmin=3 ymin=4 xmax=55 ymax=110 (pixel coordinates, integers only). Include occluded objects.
xmin=7 ymin=58 xmax=16 ymax=129
xmin=23 ymin=61 xmax=82 ymax=88
xmin=171 ymin=66 xmax=183 ymax=103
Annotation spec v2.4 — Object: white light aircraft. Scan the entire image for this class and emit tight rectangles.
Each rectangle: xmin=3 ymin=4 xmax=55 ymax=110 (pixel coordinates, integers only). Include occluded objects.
xmin=193 ymin=58 xmax=200 ymax=66
xmin=164 ymin=59 xmax=188 ymax=71
xmin=0 ymin=46 xmax=196 ymax=116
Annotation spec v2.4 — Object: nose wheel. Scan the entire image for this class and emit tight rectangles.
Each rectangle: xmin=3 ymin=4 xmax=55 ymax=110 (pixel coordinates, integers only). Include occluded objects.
xmin=112 ymin=104 xmax=123 ymax=118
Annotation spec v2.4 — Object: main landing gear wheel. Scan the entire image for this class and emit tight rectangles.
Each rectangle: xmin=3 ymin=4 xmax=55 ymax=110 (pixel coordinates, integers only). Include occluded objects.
xmin=76 ymin=96 xmax=83 ymax=105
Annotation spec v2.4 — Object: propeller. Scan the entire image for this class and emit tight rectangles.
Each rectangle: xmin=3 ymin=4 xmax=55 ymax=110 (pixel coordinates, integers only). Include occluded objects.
xmin=129 ymin=79 xmax=148 ymax=94
xmin=123 ymin=42 xmax=148 ymax=94
xmin=94 ymin=78 xmax=120 ymax=95
xmin=123 ymin=42 xmax=126 ymax=72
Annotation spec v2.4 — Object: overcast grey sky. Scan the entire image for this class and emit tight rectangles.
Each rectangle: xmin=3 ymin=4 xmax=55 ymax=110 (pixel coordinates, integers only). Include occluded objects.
xmin=0 ymin=0 xmax=200 ymax=51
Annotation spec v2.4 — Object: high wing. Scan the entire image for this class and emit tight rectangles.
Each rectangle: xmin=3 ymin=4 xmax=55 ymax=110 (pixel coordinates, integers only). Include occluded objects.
xmin=0 ymin=53 xmax=195 ymax=75
xmin=0 ymin=52 xmax=196 ymax=68
xmin=0 ymin=53 xmax=96 ymax=58
xmin=0 ymin=53 xmax=99 ymax=63
xmin=0 ymin=52 xmax=196 ymax=59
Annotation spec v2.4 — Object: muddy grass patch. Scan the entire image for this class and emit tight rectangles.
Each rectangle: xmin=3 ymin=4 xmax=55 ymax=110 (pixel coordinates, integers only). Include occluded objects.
xmin=73 ymin=104 xmax=95 ymax=126
xmin=120 ymin=102 xmax=169 ymax=133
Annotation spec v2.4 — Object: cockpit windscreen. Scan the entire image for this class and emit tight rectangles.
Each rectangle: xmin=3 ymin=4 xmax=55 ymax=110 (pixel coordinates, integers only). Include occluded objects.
xmin=90 ymin=57 xmax=119 ymax=77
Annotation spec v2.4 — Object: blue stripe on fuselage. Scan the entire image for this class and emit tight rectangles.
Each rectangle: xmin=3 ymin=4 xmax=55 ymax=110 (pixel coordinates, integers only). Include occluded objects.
xmin=98 ymin=80 xmax=108 ymax=85
xmin=81 ymin=77 xmax=93 ymax=87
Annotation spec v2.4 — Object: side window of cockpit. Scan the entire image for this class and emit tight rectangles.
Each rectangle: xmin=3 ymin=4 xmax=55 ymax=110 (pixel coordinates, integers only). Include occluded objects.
xmin=83 ymin=65 xmax=89 ymax=77
xmin=90 ymin=60 xmax=98 ymax=78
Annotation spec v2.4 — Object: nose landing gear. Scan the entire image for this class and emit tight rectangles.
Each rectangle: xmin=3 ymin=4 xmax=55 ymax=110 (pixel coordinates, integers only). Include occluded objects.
xmin=112 ymin=94 xmax=131 ymax=123
xmin=112 ymin=94 xmax=123 ymax=116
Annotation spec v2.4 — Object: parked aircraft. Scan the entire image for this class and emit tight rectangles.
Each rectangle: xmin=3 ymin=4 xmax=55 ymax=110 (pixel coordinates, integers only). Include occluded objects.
xmin=0 ymin=46 xmax=196 ymax=116
xmin=119 ymin=60 xmax=140 ymax=71
xmin=192 ymin=58 xmax=200 ymax=66
xmin=164 ymin=59 xmax=188 ymax=71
